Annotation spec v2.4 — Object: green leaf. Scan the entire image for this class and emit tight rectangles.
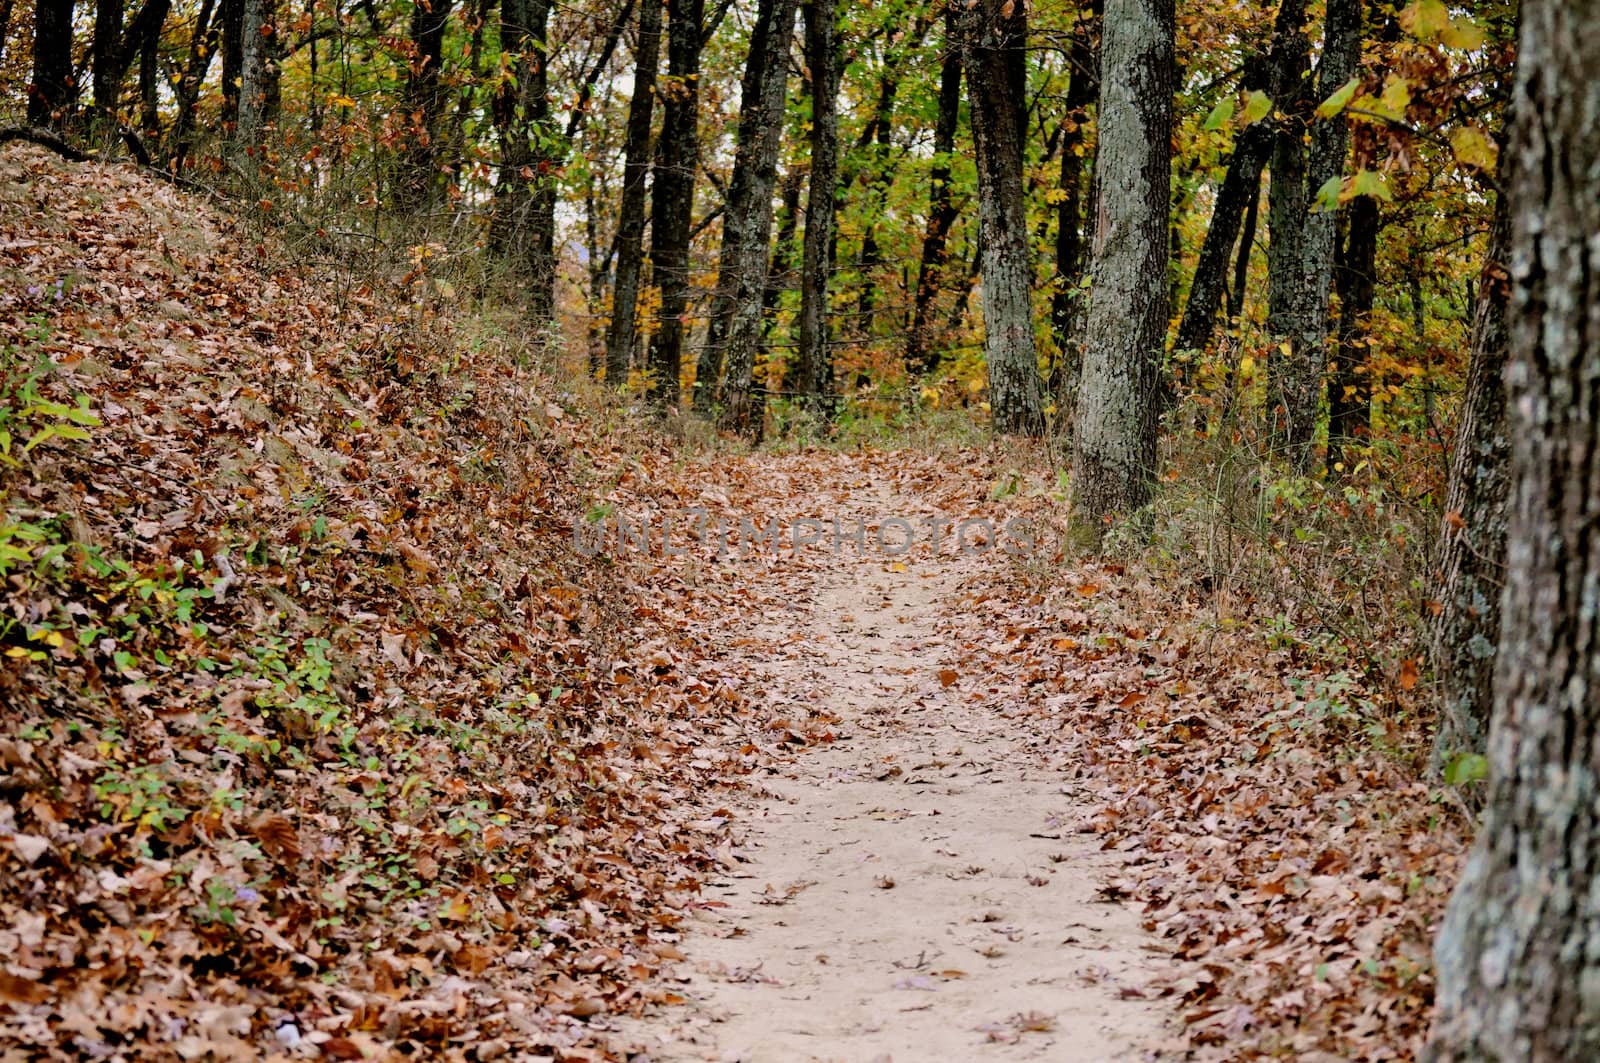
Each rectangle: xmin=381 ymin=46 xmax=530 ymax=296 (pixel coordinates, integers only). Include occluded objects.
xmin=1444 ymin=752 xmax=1488 ymax=786
xmin=1241 ymin=90 xmax=1272 ymax=126
xmin=1316 ymin=76 xmax=1362 ymax=119
xmin=1350 ymin=168 xmax=1394 ymax=202
xmin=1313 ymin=176 xmax=1343 ymax=212
xmin=1203 ymin=96 xmax=1236 ymax=131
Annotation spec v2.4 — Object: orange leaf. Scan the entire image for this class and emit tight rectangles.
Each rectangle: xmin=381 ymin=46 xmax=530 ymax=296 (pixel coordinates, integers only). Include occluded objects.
xmin=1399 ymin=658 xmax=1419 ymax=691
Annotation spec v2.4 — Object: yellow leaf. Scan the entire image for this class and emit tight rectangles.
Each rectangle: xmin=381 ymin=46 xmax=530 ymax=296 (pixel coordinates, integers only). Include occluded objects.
xmin=4 ymin=646 xmax=27 ymax=658
xmin=1399 ymin=0 xmax=1449 ymax=40
xmin=1450 ymin=126 xmax=1498 ymax=171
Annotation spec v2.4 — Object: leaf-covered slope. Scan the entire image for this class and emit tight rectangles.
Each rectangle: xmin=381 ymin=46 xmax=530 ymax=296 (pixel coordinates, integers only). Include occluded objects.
xmin=0 ymin=145 xmax=754 ymax=1061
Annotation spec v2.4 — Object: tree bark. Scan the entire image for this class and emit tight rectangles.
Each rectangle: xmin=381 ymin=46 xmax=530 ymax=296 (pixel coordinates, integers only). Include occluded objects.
xmin=704 ymin=0 xmax=797 ymax=434
xmin=29 ymin=0 xmax=77 ymax=127
xmin=93 ymin=0 xmax=125 ymax=117
xmin=1426 ymin=164 xmax=1511 ymax=778
xmin=1276 ymin=0 xmax=1361 ymax=471
xmin=905 ymin=5 xmax=964 ymax=376
xmin=962 ymin=0 xmax=1046 ymax=437
xmin=1070 ymin=0 xmax=1173 ymax=522
xmin=1264 ymin=0 xmax=1309 ymax=428
xmin=494 ymin=0 xmax=558 ymax=328
xmin=1047 ymin=0 xmax=1100 ymax=419
xmin=1424 ymin=4 xmax=1600 ymax=1057
xmin=395 ymin=0 xmax=457 ymax=212
xmin=646 ymin=0 xmax=705 ymax=411
xmin=604 ymin=0 xmax=664 ymax=384
xmin=794 ymin=0 xmax=838 ymax=410
xmin=1325 ymin=191 xmax=1378 ymax=468
xmin=234 ymin=0 xmax=278 ymax=159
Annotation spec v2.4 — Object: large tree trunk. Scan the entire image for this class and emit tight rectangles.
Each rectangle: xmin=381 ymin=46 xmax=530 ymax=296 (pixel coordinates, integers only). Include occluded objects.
xmin=1046 ymin=0 xmax=1100 ymax=420
xmin=29 ymin=0 xmax=76 ymax=127
xmin=905 ymin=5 xmax=964 ymax=376
xmin=962 ymin=0 xmax=1046 ymax=437
xmin=1070 ymin=0 xmax=1173 ymax=522
xmin=1424 ymin=5 xmax=1600 ymax=1059
xmin=646 ymin=0 xmax=705 ymax=411
xmin=1426 ymin=167 xmax=1512 ymax=778
xmin=706 ymin=0 xmax=797 ymax=434
xmin=604 ymin=0 xmax=664 ymax=384
xmin=1276 ymin=0 xmax=1362 ymax=471
xmin=793 ymin=0 xmax=838 ymax=410
xmin=395 ymin=0 xmax=457 ymax=212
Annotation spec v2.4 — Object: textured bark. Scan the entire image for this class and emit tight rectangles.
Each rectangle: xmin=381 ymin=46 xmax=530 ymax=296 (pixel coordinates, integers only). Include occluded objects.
xmin=905 ymin=6 xmax=964 ymax=375
xmin=1424 ymin=4 xmax=1600 ymax=1057
xmin=235 ymin=0 xmax=278 ymax=157
xmin=794 ymin=0 xmax=838 ymax=408
xmin=706 ymin=0 xmax=797 ymax=433
xmin=604 ymin=0 xmax=664 ymax=384
xmin=28 ymin=0 xmax=76 ymax=127
xmin=219 ymin=0 xmax=244 ymax=128
xmin=1264 ymin=0 xmax=1309 ymax=391
xmin=395 ymin=0 xmax=457 ymax=212
xmin=646 ymin=0 xmax=704 ymax=410
xmin=1326 ymin=189 xmax=1378 ymax=471
xmin=1071 ymin=0 xmax=1172 ymax=522
xmin=494 ymin=0 xmax=558 ymax=327
xmin=962 ymin=0 xmax=1046 ymax=437
xmin=1277 ymin=0 xmax=1361 ymax=471
xmin=93 ymin=0 xmax=125 ymax=116
xmin=1046 ymin=0 xmax=1099 ymax=415
xmin=1426 ymin=171 xmax=1511 ymax=777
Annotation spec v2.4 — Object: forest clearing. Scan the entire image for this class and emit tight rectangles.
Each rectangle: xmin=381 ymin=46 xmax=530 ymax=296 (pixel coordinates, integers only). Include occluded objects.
xmin=2 ymin=0 xmax=1597 ymax=1060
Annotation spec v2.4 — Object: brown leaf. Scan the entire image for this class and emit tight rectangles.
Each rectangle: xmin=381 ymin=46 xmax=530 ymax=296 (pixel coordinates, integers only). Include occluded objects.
xmin=252 ymin=813 xmax=302 ymax=864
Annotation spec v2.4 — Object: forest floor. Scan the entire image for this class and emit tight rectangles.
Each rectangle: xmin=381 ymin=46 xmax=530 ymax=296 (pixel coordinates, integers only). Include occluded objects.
xmin=1 ymin=146 xmax=1468 ymax=1062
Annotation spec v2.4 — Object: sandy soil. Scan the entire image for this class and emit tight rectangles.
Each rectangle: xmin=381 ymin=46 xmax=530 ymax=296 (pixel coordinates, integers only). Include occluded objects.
xmin=613 ymin=512 xmax=1174 ymax=1063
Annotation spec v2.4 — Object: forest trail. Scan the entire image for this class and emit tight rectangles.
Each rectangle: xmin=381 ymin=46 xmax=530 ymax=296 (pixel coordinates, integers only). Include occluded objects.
xmin=615 ymin=483 xmax=1172 ymax=1062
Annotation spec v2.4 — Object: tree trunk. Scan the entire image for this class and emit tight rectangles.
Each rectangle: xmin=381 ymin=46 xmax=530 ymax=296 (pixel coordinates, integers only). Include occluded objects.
xmin=708 ymin=0 xmax=797 ymax=435
xmin=1070 ymin=0 xmax=1173 ymax=522
xmin=1228 ymin=176 xmax=1259 ymax=318
xmin=169 ymin=0 xmax=220 ymax=166
xmin=604 ymin=0 xmax=664 ymax=384
xmin=794 ymin=0 xmax=838 ymax=410
xmin=219 ymin=0 xmax=244 ymax=130
xmin=234 ymin=0 xmax=277 ymax=158
xmin=1047 ymin=0 xmax=1100 ymax=420
xmin=1424 ymin=4 xmax=1600 ymax=1057
xmin=1264 ymin=0 xmax=1309 ymax=433
xmin=1277 ymin=0 xmax=1361 ymax=471
xmin=646 ymin=0 xmax=705 ymax=411
xmin=1326 ymin=189 xmax=1379 ymax=471
xmin=395 ymin=0 xmax=457 ymax=212
xmin=29 ymin=0 xmax=76 ymax=127
xmin=962 ymin=0 xmax=1046 ymax=437
xmin=1173 ymin=0 xmax=1304 ymax=359
xmin=494 ymin=0 xmax=558 ymax=328
xmin=93 ymin=0 xmax=125 ymax=117
xmin=1426 ymin=163 xmax=1512 ymax=778
xmin=905 ymin=5 xmax=964 ymax=376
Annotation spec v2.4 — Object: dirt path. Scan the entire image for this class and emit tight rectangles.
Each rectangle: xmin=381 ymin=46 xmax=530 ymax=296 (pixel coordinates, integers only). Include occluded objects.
xmin=611 ymin=502 xmax=1174 ymax=1063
